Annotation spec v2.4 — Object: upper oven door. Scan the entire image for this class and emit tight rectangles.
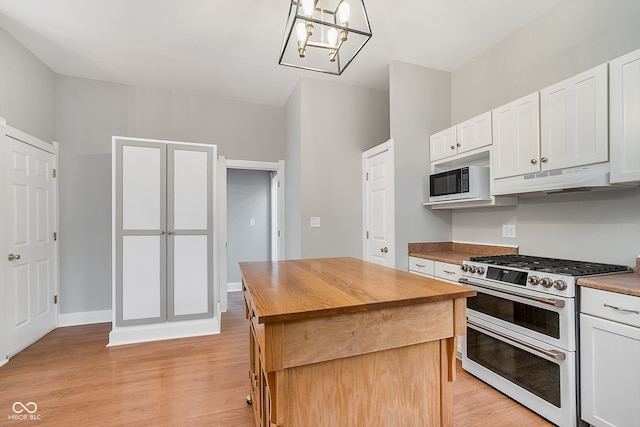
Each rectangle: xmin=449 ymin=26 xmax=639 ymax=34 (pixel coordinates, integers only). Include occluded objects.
xmin=459 ymin=277 xmax=575 ymax=351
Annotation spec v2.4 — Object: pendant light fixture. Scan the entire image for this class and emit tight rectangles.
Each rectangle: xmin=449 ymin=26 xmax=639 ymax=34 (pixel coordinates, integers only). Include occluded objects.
xmin=279 ymin=0 xmax=372 ymax=75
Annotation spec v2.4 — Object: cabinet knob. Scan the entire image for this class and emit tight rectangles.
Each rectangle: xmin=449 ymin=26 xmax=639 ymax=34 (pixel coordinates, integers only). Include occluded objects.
xmin=456 ymin=143 xmax=461 ymax=147
xmin=380 ymin=247 xmax=388 ymax=253
xmin=530 ymin=159 xmax=537 ymax=164
xmin=7 ymin=254 xmax=20 ymax=261
xmin=450 ymin=145 xmax=455 ymax=150
xmin=541 ymin=157 xmax=548 ymax=163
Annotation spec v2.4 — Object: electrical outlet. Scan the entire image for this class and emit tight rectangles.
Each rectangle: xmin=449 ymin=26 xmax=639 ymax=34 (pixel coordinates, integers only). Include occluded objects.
xmin=310 ymin=217 xmax=321 ymax=228
xmin=502 ymin=224 xmax=517 ymax=238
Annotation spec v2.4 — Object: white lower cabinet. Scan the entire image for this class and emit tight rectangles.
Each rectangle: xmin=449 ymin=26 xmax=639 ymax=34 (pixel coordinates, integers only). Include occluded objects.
xmin=580 ymin=287 xmax=640 ymax=427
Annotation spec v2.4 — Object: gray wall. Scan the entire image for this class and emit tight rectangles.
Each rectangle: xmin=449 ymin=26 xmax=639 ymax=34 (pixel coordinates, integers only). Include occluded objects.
xmin=55 ymin=75 xmax=285 ymax=314
xmin=0 ymin=27 xmax=55 ymax=142
xmin=389 ymin=61 xmax=453 ymax=270
xmin=450 ymin=0 xmax=640 ymax=267
xmin=285 ymin=78 xmax=390 ymax=260
xmin=226 ymin=169 xmax=271 ymax=284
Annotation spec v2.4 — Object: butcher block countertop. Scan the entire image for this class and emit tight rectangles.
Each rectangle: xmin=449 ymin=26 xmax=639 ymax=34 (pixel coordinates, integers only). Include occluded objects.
xmin=240 ymin=257 xmax=476 ymax=324
xmin=408 ymin=241 xmax=518 ymax=265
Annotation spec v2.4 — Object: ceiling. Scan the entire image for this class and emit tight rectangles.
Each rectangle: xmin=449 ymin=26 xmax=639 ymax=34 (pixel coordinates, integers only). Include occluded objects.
xmin=0 ymin=0 xmax=559 ymax=107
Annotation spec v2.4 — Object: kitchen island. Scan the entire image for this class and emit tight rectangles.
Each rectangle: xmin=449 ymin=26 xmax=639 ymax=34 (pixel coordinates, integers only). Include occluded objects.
xmin=240 ymin=257 xmax=476 ymax=427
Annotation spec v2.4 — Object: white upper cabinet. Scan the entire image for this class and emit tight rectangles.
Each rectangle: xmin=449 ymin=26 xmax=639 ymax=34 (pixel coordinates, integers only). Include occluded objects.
xmin=609 ymin=49 xmax=640 ymax=184
xmin=492 ymin=93 xmax=540 ymax=179
xmin=540 ymin=63 xmax=608 ymax=171
xmin=430 ymin=112 xmax=492 ymax=162
xmin=429 ymin=126 xmax=457 ymax=162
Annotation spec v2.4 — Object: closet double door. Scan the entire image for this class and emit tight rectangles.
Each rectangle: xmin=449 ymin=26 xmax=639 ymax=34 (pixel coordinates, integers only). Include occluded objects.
xmin=114 ymin=138 xmax=215 ymax=327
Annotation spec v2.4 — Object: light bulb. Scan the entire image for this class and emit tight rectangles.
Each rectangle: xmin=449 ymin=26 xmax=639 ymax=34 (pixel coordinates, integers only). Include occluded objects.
xmin=296 ymin=22 xmax=307 ymax=41
xmin=327 ymin=28 xmax=338 ymax=46
xmin=338 ymin=2 xmax=350 ymax=24
xmin=301 ymin=0 xmax=314 ymax=17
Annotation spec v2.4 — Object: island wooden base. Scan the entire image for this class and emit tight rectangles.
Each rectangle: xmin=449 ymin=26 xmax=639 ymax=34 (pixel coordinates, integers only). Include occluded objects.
xmin=245 ymin=286 xmax=465 ymax=427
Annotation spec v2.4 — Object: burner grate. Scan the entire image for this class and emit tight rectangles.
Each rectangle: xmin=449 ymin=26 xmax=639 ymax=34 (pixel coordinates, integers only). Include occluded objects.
xmin=468 ymin=254 xmax=632 ymax=277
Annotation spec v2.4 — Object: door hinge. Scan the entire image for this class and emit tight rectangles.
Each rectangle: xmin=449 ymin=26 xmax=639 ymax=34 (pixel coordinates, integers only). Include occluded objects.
xmin=366 ymin=231 xmax=369 ymax=239
xmin=278 ymin=230 xmax=281 ymax=237
xmin=54 ymin=295 xmax=58 ymax=304
xmin=53 ymin=168 xmax=57 ymax=178
xmin=366 ymin=172 xmax=369 ymax=181
xmin=53 ymin=232 xmax=57 ymax=241
xmin=278 ymin=181 xmax=281 ymax=188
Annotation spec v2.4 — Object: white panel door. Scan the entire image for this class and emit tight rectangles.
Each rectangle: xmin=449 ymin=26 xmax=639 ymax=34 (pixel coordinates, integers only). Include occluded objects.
xmin=429 ymin=126 xmax=457 ymax=162
xmin=540 ymin=63 xmax=608 ymax=171
xmin=116 ymin=141 xmax=166 ymax=325
xmin=168 ymin=145 xmax=213 ymax=320
xmin=362 ymin=140 xmax=395 ymax=268
xmin=5 ymin=136 xmax=57 ymax=357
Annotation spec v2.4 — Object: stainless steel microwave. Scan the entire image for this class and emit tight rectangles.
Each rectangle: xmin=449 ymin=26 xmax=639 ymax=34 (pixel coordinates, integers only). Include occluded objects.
xmin=429 ymin=165 xmax=490 ymax=202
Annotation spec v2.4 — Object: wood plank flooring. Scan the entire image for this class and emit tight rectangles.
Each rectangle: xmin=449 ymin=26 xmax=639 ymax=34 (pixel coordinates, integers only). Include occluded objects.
xmin=0 ymin=292 xmax=553 ymax=426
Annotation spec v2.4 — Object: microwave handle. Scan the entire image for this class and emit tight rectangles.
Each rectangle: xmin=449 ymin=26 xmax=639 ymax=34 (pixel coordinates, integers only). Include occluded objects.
xmin=467 ymin=319 xmax=566 ymax=361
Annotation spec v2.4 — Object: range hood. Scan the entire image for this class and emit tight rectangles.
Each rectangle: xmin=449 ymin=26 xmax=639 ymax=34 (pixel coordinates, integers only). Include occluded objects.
xmin=492 ymin=162 xmax=622 ymax=197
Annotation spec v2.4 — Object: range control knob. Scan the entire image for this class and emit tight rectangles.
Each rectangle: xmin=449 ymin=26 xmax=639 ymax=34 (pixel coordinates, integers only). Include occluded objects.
xmin=476 ymin=267 xmax=485 ymax=275
xmin=540 ymin=277 xmax=553 ymax=288
xmin=460 ymin=264 xmax=469 ymax=272
xmin=528 ymin=275 xmax=540 ymax=285
xmin=468 ymin=266 xmax=477 ymax=274
xmin=553 ymin=280 xmax=567 ymax=291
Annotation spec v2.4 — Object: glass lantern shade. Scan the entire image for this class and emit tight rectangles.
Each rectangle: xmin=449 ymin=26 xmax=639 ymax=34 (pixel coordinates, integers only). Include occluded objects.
xmin=279 ymin=0 xmax=372 ymax=75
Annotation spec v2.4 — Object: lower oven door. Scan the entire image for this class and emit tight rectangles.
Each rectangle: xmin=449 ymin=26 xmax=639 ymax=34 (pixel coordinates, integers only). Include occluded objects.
xmin=462 ymin=315 xmax=577 ymax=427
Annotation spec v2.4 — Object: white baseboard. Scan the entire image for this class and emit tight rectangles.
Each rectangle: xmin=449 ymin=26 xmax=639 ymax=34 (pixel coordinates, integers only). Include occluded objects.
xmin=227 ymin=281 xmax=242 ymax=292
xmin=107 ymin=317 xmax=220 ymax=346
xmin=58 ymin=309 xmax=112 ymax=327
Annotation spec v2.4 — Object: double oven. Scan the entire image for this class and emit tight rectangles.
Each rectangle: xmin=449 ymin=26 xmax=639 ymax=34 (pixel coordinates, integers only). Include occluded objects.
xmin=458 ymin=255 xmax=631 ymax=427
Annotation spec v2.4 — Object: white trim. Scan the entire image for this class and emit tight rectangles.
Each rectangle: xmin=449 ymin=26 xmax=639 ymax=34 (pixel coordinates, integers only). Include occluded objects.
xmin=112 ymin=135 xmax=214 ymax=149
xmin=6 ymin=125 xmax=56 ymax=153
xmin=227 ymin=282 xmax=243 ymax=292
xmin=108 ymin=317 xmax=220 ymax=346
xmin=58 ymin=310 xmax=112 ymax=327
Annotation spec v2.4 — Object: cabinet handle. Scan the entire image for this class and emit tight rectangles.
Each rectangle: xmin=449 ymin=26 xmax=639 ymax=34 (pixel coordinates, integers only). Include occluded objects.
xmin=530 ymin=159 xmax=537 ymax=164
xmin=415 ymin=264 xmax=426 ymax=268
xmin=603 ymin=303 xmax=640 ymax=314
xmin=443 ymin=270 xmax=456 ymax=275
xmin=540 ymin=157 xmax=548 ymax=163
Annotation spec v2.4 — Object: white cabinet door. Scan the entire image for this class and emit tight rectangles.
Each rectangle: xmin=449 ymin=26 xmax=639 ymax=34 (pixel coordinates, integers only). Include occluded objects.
xmin=429 ymin=126 xmax=457 ymax=162
xmin=580 ymin=313 xmax=640 ymax=427
xmin=457 ymin=111 xmax=492 ymax=155
xmin=168 ymin=145 xmax=214 ymax=320
xmin=492 ymin=93 xmax=540 ymax=179
xmin=540 ymin=63 xmax=608 ymax=171
xmin=116 ymin=141 xmax=167 ymax=325
xmin=610 ymin=49 xmax=640 ymax=184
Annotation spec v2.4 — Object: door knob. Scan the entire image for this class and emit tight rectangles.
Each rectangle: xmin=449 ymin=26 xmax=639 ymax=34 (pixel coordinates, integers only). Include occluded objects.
xmin=7 ymin=254 xmax=21 ymax=261
xmin=380 ymin=247 xmax=388 ymax=253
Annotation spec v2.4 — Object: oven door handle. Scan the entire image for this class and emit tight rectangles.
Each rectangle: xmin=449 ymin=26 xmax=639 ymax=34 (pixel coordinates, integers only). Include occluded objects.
xmin=467 ymin=319 xmax=566 ymax=361
xmin=458 ymin=278 xmax=565 ymax=308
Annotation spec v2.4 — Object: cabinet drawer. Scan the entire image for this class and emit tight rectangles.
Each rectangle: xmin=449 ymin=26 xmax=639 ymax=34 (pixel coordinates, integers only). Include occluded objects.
xmin=434 ymin=261 xmax=462 ymax=283
xmin=581 ymin=287 xmax=640 ymax=328
xmin=408 ymin=257 xmax=435 ymax=276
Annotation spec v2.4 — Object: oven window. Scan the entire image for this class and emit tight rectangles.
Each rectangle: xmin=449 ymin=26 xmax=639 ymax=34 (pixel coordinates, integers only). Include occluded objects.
xmin=468 ymin=292 xmax=560 ymax=339
xmin=467 ymin=327 xmax=561 ymax=407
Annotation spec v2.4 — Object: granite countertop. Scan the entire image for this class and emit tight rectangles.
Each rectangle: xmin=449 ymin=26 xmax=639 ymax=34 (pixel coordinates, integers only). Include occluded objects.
xmin=408 ymin=242 xmax=518 ymax=265
xmin=578 ymin=258 xmax=640 ymax=297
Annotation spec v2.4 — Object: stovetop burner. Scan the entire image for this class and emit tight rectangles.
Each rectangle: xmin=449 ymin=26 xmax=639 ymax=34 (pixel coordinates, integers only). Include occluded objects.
xmin=468 ymin=254 xmax=632 ymax=277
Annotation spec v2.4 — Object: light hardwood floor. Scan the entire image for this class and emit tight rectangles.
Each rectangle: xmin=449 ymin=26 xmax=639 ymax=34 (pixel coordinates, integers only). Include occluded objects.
xmin=0 ymin=292 xmax=553 ymax=426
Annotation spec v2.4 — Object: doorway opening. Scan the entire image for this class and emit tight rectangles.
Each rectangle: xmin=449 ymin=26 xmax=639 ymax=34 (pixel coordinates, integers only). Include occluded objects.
xmin=217 ymin=159 xmax=285 ymax=312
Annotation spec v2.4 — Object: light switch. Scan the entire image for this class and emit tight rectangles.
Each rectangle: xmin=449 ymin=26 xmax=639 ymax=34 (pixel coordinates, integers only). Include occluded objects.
xmin=250 ymin=218 xmax=255 ymax=226
xmin=310 ymin=217 xmax=321 ymax=228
